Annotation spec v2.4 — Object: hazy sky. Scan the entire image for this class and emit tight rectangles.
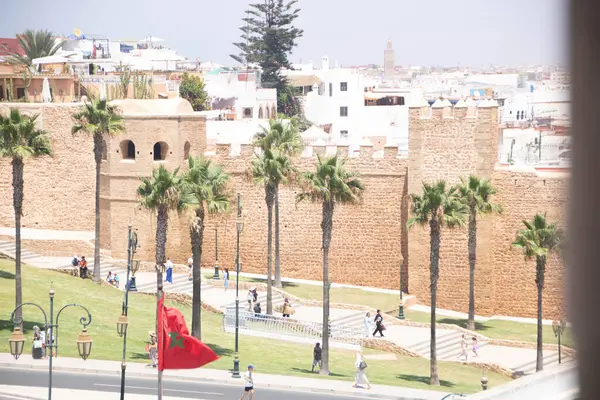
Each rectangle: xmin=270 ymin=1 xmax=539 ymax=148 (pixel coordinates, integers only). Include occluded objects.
xmin=3 ymin=0 xmax=568 ymax=67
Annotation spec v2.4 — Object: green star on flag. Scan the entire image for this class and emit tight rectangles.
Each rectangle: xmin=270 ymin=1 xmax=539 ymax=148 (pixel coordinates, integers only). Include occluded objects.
xmin=168 ymin=332 xmax=184 ymax=349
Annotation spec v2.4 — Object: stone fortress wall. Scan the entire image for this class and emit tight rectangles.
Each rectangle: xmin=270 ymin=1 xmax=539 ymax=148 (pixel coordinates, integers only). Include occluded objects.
xmin=0 ymin=98 xmax=568 ymax=319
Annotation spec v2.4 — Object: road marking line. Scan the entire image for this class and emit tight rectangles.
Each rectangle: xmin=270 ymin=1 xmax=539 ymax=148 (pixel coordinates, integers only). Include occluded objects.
xmin=93 ymin=383 xmax=223 ymax=395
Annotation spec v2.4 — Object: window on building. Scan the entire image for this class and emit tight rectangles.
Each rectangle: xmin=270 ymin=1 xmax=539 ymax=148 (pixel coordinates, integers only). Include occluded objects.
xmin=119 ymin=140 xmax=136 ymax=160
xmin=340 ymin=130 xmax=349 ymax=139
xmin=243 ymin=107 xmax=253 ymax=119
xmin=258 ymin=107 xmax=264 ymax=119
xmin=329 ymin=83 xmax=333 ymax=97
xmin=184 ymin=141 xmax=191 ymax=160
xmin=340 ymin=106 xmax=348 ymax=117
xmin=153 ymin=141 xmax=169 ymax=161
xmin=340 ymin=82 xmax=348 ymax=91
xmin=16 ymin=87 xmax=26 ymax=99
xmin=265 ymin=106 xmax=270 ymax=119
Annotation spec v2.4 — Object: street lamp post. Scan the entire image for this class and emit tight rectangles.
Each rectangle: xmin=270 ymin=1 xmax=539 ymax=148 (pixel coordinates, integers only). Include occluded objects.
xmin=213 ymin=227 xmax=219 ymax=280
xmin=397 ymin=258 xmax=405 ymax=320
xmin=552 ymin=319 xmax=567 ymax=364
xmin=232 ymin=193 xmax=244 ymax=378
xmin=117 ymin=224 xmax=139 ymax=400
xmin=8 ymin=289 xmax=93 ymax=400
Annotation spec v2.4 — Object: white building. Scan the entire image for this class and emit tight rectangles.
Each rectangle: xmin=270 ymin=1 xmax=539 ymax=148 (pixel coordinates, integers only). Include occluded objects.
xmin=284 ymin=56 xmax=410 ymax=152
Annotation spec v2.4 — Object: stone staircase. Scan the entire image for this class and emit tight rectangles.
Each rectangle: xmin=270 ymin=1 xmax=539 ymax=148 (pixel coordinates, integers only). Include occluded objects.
xmin=135 ymin=273 xmax=213 ymax=295
xmin=409 ymin=330 xmax=483 ymax=360
xmin=0 ymin=240 xmax=45 ymax=263
xmin=331 ymin=310 xmax=367 ymax=330
xmin=223 ymin=289 xmax=287 ymax=312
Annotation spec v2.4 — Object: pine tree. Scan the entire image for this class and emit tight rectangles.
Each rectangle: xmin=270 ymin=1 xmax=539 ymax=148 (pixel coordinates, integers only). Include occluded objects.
xmin=230 ymin=0 xmax=303 ymax=116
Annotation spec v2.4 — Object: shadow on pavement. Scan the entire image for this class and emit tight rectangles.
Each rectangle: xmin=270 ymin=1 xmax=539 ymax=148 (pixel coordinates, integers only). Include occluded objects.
xmin=291 ymin=367 xmax=348 ymax=378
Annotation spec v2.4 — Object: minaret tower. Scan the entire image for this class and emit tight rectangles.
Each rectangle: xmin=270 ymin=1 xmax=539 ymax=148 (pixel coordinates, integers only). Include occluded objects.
xmin=384 ymin=39 xmax=395 ymax=78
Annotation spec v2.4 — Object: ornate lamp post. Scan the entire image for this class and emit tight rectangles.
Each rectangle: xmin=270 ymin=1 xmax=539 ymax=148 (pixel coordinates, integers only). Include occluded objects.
xmin=117 ymin=223 xmax=139 ymax=400
xmin=9 ymin=288 xmax=93 ymax=400
xmin=552 ymin=319 xmax=567 ymax=364
xmin=397 ymin=257 xmax=405 ymax=320
xmin=232 ymin=193 xmax=244 ymax=378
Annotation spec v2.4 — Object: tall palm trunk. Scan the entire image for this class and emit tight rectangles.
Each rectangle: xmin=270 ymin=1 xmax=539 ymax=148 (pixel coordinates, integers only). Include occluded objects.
xmin=12 ymin=158 xmax=24 ymax=326
xmin=467 ymin=206 xmax=477 ymax=331
xmin=429 ymin=219 xmax=440 ymax=386
xmin=265 ymin=186 xmax=275 ymax=315
xmin=535 ymin=256 xmax=546 ymax=372
xmin=155 ymin=206 xmax=168 ymax=328
xmin=320 ymin=200 xmax=334 ymax=375
xmin=92 ymin=133 xmax=103 ymax=283
xmin=274 ymin=186 xmax=282 ymax=288
xmin=191 ymin=206 xmax=205 ymax=339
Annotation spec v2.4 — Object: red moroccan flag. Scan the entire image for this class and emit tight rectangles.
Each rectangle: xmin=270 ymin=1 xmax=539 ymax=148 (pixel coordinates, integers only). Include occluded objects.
xmin=157 ymin=297 xmax=219 ymax=371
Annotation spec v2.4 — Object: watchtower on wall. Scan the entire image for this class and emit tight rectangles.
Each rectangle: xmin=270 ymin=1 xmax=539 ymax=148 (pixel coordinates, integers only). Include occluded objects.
xmin=407 ymin=97 xmax=500 ymax=313
xmin=99 ymin=98 xmax=206 ymax=259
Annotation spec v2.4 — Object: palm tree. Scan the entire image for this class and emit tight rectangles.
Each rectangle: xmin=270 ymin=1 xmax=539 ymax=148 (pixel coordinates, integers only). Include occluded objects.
xmin=137 ymin=165 xmax=185 ymax=270
xmin=513 ymin=213 xmax=562 ymax=372
xmin=254 ymin=120 xmax=303 ymax=288
xmin=408 ymin=181 xmax=467 ymax=385
xmin=72 ymin=98 xmax=125 ymax=283
xmin=0 ymin=109 xmax=51 ymax=326
xmin=4 ymin=30 xmax=63 ymax=68
xmin=250 ymin=148 xmax=294 ymax=314
xmin=456 ymin=175 xmax=502 ymax=331
xmin=296 ymin=155 xmax=364 ymax=375
xmin=182 ymin=156 xmax=230 ymax=339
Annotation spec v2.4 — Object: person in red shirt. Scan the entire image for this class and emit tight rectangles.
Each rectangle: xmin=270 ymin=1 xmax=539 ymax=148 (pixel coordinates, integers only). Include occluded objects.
xmin=79 ymin=256 xmax=88 ymax=279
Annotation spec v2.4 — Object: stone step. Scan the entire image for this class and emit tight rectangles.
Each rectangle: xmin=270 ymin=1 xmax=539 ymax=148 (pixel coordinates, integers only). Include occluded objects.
xmin=331 ymin=311 xmax=365 ymax=328
xmin=410 ymin=331 xmax=465 ymax=355
xmin=511 ymin=351 xmax=565 ymax=374
xmin=437 ymin=342 xmax=490 ymax=360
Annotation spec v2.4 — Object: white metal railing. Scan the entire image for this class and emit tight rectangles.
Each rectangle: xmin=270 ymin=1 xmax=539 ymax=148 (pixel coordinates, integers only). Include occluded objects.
xmin=222 ymin=307 xmax=364 ymax=344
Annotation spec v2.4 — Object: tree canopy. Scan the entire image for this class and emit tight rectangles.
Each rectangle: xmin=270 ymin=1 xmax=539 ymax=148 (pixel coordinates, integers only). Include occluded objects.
xmin=230 ymin=0 xmax=303 ymax=117
xmin=179 ymin=73 xmax=210 ymax=111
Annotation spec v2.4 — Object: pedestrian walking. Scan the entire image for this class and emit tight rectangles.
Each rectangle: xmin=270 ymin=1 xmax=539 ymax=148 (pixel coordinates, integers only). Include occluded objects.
xmin=165 ymin=258 xmax=173 ymax=284
xmin=282 ymin=298 xmax=295 ymax=318
xmin=312 ymin=342 xmax=322 ymax=372
xmin=147 ymin=331 xmax=158 ymax=367
xmin=223 ymin=268 xmax=230 ymax=291
xmin=187 ymin=256 xmax=193 ymax=280
xmin=472 ymin=336 xmax=479 ymax=358
xmin=373 ymin=310 xmax=385 ymax=337
xmin=363 ymin=312 xmax=372 ymax=338
xmin=240 ymin=365 xmax=255 ymax=399
xmin=458 ymin=334 xmax=468 ymax=361
xmin=247 ymin=289 xmax=254 ymax=311
xmin=352 ymin=353 xmax=371 ymax=389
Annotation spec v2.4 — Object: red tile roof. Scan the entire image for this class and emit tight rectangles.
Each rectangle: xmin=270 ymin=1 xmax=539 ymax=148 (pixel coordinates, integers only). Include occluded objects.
xmin=0 ymin=38 xmax=24 ymax=57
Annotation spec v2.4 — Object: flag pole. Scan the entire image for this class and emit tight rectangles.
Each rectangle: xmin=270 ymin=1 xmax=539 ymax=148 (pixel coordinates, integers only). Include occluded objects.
xmin=156 ymin=264 xmax=164 ymax=400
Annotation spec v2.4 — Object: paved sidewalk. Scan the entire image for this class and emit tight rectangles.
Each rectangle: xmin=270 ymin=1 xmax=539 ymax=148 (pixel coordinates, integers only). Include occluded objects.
xmin=0 ymin=227 xmax=94 ymax=241
xmin=0 ymin=354 xmax=448 ymax=400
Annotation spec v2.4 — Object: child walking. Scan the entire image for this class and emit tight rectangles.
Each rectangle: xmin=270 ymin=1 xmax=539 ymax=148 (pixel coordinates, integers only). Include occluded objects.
xmin=472 ymin=336 xmax=479 ymax=358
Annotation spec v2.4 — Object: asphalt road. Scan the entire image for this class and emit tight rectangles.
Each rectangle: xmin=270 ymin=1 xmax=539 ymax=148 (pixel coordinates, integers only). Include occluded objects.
xmin=0 ymin=367 xmax=373 ymax=400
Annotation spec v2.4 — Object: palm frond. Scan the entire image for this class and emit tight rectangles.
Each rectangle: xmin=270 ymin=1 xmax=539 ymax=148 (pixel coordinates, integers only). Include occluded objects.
xmin=0 ymin=108 xmax=52 ymax=160
xmin=512 ymin=213 xmax=563 ymax=261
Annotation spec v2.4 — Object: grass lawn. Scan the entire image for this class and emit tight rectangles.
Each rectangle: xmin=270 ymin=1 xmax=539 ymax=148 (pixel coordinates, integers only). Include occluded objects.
xmin=404 ymin=310 xmax=575 ymax=349
xmin=0 ymin=260 xmax=511 ymax=393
